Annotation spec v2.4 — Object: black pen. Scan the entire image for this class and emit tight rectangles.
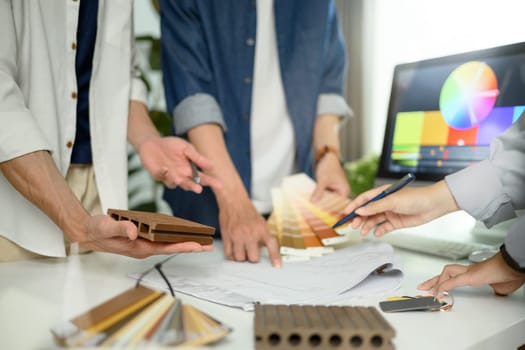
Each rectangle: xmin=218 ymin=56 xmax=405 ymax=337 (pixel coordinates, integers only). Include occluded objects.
xmin=332 ymin=173 xmax=416 ymax=228
xmin=190 ymin=161 xmax=200 ymax=184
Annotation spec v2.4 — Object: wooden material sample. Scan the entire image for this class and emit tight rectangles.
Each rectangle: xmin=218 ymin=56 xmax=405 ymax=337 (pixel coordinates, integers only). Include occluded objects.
xmin=51 ymin=286 xmax=163 ymax=346
xmin=51 ymin=286 xmax=231 ymax=347
xmin=254 ymin=304 xmax=395 ymax=350
xmin=107 ymin=209 xmax=215 ymax=245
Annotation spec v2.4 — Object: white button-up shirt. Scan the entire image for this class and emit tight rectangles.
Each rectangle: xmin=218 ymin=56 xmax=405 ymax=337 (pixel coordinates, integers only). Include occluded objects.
xmin=0 ymin=0 xmax=147 ymax=256
xmin=446 ymin=111 xmax=525 ymax=268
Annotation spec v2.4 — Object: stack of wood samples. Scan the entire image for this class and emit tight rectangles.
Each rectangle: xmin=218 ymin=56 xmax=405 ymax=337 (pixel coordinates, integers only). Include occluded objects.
xmin=51 ymin=285 xmax=231 ymax=348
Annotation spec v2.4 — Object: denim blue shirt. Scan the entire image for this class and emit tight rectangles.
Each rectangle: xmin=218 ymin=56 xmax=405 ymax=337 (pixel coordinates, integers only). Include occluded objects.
xmin=160 ymin=0 xmax=351 ymax=231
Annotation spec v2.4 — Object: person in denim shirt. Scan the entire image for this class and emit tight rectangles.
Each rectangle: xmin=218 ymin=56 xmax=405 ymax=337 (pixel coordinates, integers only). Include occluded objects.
xmin=160 ymin=0 xmax=352 ymax=267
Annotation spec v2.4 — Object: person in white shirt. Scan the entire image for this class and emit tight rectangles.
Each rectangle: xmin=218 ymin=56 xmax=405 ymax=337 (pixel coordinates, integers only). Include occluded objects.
xmin=0 ymin=1 xmax=219 ymax=261
xmin=343 ymin=112 xmax=525 ymax=297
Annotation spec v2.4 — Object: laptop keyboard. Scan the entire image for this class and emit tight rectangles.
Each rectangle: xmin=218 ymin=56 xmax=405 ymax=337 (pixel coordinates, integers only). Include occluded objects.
xmin=370 ymin=233 xmax=497 ymax=260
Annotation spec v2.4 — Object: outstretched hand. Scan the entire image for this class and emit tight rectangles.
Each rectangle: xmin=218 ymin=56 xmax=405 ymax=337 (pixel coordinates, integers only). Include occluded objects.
xmin=218 ymin=195 xmax=281 ymax=268
xmin=418 ymin=253 xmax=525 ymax=298
xmin=310 ymin=154 xmax=350 ymax=202
xmin=138 ymin=136 xmax=221 ymax=193
xmin=78 ymin=214 xmax=213 ymax=259
xmin=342 ymin=180 xmax=458 ymax=236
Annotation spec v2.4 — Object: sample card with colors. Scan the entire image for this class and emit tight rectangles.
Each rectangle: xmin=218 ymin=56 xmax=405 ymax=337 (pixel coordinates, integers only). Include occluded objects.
xmin=268 ymin=174 xmax=352 ymax=260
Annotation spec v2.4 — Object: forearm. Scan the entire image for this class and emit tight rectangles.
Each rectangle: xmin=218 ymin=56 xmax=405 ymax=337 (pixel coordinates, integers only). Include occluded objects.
xmin=187 ymin=124 xmax=249 ymax=206
xmin=127 ymin=100 xmax=161 ymax=153
xmin=313 ymin=114 xmax=341 ymax=162
xmin=0 ymin=151 xmax=89 ymax=242
xmin=429 ymin=180 xmax=461 ymax=218
xmin=187 ymin=124 xmax=280 ymax=266
xmin=313 ymin=114 xmax=340 ymax=148
xmin=310 ymin=113 xmax=351 ymax=199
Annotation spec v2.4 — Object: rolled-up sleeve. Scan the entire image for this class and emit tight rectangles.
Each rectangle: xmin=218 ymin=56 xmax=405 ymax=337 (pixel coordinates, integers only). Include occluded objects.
xmin=129 ymin=48 xmax=148 ymax=105
xmin=316 ymin=1 xmax=351 ymax=121
xmin=317 ymin=93 xmax=353 ymax=120
xmin=445 ymin=111 xmax=525 ymax=227
xmin=502 ymin=216 xmax=525 ymax=271
xmin=173 ymin=93 xmax=225 ymax=134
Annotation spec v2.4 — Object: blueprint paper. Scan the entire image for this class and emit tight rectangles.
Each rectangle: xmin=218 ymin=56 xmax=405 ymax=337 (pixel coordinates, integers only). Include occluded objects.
xmin=130 ymin=242 xmax=403 ymax=311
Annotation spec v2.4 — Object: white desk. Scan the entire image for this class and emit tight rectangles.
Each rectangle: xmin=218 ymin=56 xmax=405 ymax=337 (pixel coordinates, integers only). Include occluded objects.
xmin=1 ymin=241 xmax=524 ymax=350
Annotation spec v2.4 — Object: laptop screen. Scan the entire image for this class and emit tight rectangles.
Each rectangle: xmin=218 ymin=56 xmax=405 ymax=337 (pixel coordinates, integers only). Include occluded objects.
xmin=377 ymin=41 xmax=525 ymax=182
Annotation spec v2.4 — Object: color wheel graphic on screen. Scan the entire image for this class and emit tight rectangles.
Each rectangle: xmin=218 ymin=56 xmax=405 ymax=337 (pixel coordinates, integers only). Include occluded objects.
xmin=439 ymin=61 xmax=499 ymax=130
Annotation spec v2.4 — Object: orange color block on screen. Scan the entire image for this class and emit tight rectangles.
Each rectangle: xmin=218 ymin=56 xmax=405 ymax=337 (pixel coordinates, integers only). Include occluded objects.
xmin=447 ymin=126 xmax=478 ymax=146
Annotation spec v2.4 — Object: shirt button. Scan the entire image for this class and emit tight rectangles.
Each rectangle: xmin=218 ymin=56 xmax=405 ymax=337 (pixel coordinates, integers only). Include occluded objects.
xmin=246 ymin=38 xmax=255 ymax=46
xmin=71 ymin=42 xmax=77 ymax=50
xmin=71 ymin=92 xmax=77 ymax=99
xmin=66 ymin=141 xmax=73 ymax=148
xmin=244 ymin=77 xmax=252 ymax=84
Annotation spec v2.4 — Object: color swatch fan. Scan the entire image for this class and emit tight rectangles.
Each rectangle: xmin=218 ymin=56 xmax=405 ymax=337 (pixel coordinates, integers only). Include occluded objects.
xmin=51 ymin=285 xmax=231 ymax=348
xmin=268 ymin=174 xmax=352 ymax=261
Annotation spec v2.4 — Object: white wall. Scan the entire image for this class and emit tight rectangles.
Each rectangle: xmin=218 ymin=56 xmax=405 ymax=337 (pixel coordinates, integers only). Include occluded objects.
xmin=362 ymin=0 xmax=525 ymax=155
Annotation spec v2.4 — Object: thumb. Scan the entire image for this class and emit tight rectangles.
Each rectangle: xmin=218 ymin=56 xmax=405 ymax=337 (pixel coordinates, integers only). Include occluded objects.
xmin=184 ymin=147 xmax=213 ymax=171
xmin=343 ymin=185 xmax=389 ymax=214
xmin=355 ymin=195 xmax=395 ymax=217
xmin=310 ymin=183 xmax=325 ymax=203
xmin=113 ymin=220 xmax=139 ymax=240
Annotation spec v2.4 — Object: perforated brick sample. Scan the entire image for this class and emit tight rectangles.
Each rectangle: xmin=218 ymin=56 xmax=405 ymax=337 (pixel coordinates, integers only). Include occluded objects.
xmin=254 ymin=304 xmax=395 ymax=350
xmin=108 ymin=209 xmax=215 ymax=245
